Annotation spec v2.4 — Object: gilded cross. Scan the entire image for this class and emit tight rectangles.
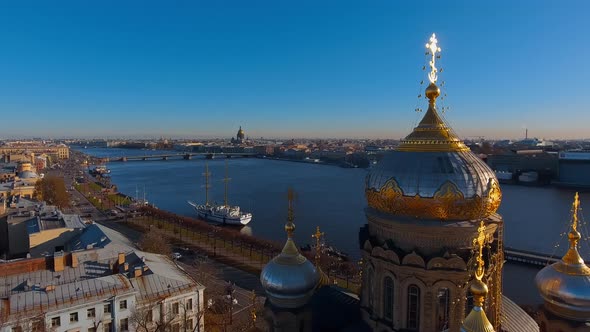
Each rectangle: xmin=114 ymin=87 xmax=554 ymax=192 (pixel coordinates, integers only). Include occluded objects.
xmin=312 ymin=226 xmax=325 ymax=264
xmin=473 ymin=220 xmax=487 ymax=280
xmin=572 ymin=192 xmax=580 ymax=232
xmin=425 ymin=33 xmax=441 ymax=84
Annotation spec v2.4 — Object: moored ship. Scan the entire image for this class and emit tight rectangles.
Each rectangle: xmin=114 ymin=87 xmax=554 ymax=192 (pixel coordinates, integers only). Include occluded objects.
xmin=187 ymin=162 xmax=252 ymax=225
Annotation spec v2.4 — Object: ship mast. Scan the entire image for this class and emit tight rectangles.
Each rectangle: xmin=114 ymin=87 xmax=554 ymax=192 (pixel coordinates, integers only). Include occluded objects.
xmin=222 ymin=160 xmax=231 ymax=206
xmin=203 ymin=163 xmax=211 ymax=206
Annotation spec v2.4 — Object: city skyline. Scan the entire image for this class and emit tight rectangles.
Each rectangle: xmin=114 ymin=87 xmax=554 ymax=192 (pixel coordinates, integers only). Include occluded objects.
xmin=0 ymin=1 xmax=588 ymax=139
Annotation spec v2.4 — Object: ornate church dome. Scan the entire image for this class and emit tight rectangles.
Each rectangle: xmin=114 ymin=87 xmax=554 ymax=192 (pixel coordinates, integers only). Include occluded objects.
xmin=535 ymin=193 xmax=590 ymax=321
xmin=237 ymin=126 xmax=245 ymax=140
xmin=260 ymin=193 xmax=319 ymax=308
xmin=365 ymin=34 xmax=501 ymax=221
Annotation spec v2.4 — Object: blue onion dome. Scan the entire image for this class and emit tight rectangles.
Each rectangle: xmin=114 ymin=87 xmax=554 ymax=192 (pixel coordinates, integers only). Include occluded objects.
xmin=365 ymin=83 xmax=501 ymax=221
xmin=260 ymin=220 xmax=319 ymax=309
xmin=535 ymin=193 xmax=590 ymax=321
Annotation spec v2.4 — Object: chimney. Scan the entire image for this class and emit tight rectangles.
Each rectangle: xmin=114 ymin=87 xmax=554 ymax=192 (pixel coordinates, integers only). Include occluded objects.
xmin=71 ymin=253 xmax=78 ymax=268
xmin=53 ymin=252 xmax=65 ymax=272
xmin=118 ymin=252 xmax=125 ymax=266
xmin=134 ymin=266 xmax=142 ymax=278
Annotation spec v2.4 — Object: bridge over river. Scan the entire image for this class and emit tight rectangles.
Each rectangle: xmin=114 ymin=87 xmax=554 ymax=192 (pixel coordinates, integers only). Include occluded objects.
xmin=105 ymin=152 xmax=257 ymax=162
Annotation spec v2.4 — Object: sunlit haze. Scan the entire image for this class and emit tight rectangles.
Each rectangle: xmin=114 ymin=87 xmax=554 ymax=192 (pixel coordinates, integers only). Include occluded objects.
xmin=0 ymin=1 xmax=588 ymax=139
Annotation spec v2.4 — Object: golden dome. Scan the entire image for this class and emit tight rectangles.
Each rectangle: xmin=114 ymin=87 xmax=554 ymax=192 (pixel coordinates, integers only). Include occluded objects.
xmin=365 ymin=34 xmax=501 ymax=221
xmin=237 ymin=126 xmax=245 ymax=139
xmin=535 ymin=192 xmax=590 ymax=321
xmin=365 ymin=84 xmax=501 ymax=220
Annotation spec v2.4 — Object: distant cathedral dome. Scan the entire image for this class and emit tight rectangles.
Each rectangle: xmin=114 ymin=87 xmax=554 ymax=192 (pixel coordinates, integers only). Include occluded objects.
xmin=237 ymin=126 xmax=245 ymax=140
xmin=535 ymin=193 xmax=590 ymax=321
xmin=365 ymin=82 xmax=501 ymax=220
xmin=260 ymin=201 xmax=319 ymax=308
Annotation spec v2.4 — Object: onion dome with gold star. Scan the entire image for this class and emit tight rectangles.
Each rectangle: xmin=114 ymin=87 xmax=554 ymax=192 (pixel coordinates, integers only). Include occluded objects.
xmin=260 ymin=190 xmax=320 ymax=308
xmin=365 ymin=34 xmax=501 ymax=221
xmin=535 ymin=192 xmax=590 ymax=321
xmin=461 ymin=221 xmax=495 ymax=332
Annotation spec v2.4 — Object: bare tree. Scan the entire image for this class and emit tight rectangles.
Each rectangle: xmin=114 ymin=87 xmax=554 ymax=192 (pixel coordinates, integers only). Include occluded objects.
xmin=138 ymin=231 xmax=172 ymax=257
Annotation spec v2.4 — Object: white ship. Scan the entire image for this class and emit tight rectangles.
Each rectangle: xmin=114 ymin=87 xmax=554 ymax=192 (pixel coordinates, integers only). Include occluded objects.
xmin=187 ymin=162 xmax=252 ymax=226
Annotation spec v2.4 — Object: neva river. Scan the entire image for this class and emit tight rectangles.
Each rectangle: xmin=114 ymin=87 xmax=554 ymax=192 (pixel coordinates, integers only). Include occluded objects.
xmin=77 ymin=147 xmax=590 ymax=305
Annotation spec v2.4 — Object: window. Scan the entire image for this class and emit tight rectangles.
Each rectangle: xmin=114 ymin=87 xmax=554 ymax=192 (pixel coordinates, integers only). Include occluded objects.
xmin=12 ymin=326 xmax=23 ymax=332
xmin=103 ymin=322 xmax=112 ymax=332
xmin=120 ymin=318 xmax=129 ymax=332
xmin=89 ymin=328 xmax=96 ymax=332
xmin=436 ymin=288 xmax=450 ymax=331
xmin=51 ymin=317 xmax=61 ymax=327
xmin=172 ymin=302 xmax=179 ymax=314
xmin=171 ymin=323 xmax=180 ymax=332
xmin=87 ymin=308 xmax=96 ymax=318
xmin=104 ymin=304 xmax=112 ymax=314
xmin=146 ymin=309 xmax=153 ymax=322
xmin=119 ymin=300 xmax=127 ymax=310
xmin=186 ymin=319 xmax=193 ymax=329
xmin=407 ymin=285 xmax=420 ymax=331
xmin=187 ymin=298 xmax=193 ymax=310
xmin=383 ymin=277 xmax=394 ymax=321
xmin=70 ymin=312 xmax=79 ymax=322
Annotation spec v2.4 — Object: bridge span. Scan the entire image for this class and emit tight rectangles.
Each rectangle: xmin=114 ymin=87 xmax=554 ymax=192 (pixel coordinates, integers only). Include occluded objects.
xmin=105 ymin=152 xmax=257 ymax=162
xmin=504 ymin=247 xmax=560 ymax=267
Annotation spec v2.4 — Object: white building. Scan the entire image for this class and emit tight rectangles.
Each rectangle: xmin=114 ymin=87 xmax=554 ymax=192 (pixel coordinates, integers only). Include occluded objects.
xmin=0 ymin=224 xmax=205 ymax=332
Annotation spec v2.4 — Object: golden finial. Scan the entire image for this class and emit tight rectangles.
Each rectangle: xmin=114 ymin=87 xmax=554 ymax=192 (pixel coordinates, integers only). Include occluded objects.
xmin=473 ymin=220 xmax=487 ymax=281
xmin=572 ymin=192 xmax=580 ymax=233
xmin=312 ymin=226 xmax=325 ymax=265
xmin=424 ymin=33 xmax=442 ymax=104
xmin=461 ymin=220 xmax=495 ymax=332
xmin=425 ymin=33 xmax=441 ymax=84
xmin=561 ymin=192 xmax=590 ymax=271
xmin=285 ymin=188 xmax=295 ymax=237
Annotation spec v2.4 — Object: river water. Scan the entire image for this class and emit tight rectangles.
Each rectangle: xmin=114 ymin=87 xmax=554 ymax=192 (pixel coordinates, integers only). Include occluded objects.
xmin=76 ymin=147 xmax=590 ymax=305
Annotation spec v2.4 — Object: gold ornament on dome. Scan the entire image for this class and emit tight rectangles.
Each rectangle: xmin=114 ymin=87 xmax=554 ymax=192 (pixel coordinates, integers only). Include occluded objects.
xmin=396 ymin=33 xmax=469 ymax=153
xmin=365 ymin=178 xmax=502 ymax=220
xmin=425 ymin=33 xmax=441 ymax=84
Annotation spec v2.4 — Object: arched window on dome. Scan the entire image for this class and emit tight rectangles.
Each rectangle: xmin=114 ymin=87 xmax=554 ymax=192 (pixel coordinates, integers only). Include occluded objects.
xmin=383 ymin=277 xmax=394 ymax=322
xmin=407 ymin=285 xmax=420 ymax=331
xmin=367 ymin=268 xmax=374 ymax=310
xmin=436 ymin=288 xmax=450 ymax=331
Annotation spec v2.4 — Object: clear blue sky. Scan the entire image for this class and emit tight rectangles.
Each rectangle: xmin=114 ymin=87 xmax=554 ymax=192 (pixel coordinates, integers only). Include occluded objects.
xmin=0 ymin=1 xmax=588 ymax=139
